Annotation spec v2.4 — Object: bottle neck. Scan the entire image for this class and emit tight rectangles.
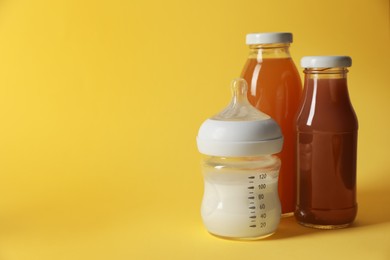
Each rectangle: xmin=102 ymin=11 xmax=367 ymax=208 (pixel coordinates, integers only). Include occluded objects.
xmin=298 ymin=66 xmax=357 ymax=132
xmin=248 ymin=43 xmax=291 ymax=59
xmin=302 ymin=67 xmax=350 ymax=105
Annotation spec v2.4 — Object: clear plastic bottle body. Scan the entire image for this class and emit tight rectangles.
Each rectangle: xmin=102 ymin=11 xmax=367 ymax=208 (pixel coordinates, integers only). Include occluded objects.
xmin=241 ymin=43 xmax=302 ymax=215
xmin=200 ymin=155 xmax=281 ymax=239
xmin=295 ymin=67 xmax=358 ymax=229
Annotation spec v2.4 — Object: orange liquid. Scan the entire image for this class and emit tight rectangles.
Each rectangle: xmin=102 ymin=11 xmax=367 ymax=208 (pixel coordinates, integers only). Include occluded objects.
xmin=241 ymin=58 xmax=302 ymax=214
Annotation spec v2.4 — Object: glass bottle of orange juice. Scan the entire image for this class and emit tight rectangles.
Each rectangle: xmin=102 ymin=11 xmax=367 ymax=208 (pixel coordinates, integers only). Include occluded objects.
xmin=241 ymin=32 xmax=302 ymax=216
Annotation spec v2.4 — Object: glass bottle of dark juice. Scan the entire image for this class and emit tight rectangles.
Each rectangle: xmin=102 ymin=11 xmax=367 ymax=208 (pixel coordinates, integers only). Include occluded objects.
xmin=295 ymin=56 xmax=358 ymax=229
xmin=241 ymin=32 xmax=302 ymax=216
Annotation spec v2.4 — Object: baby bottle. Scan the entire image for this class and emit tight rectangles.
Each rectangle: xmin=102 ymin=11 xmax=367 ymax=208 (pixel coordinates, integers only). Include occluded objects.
xmin=196 ymin=78 xmax=284 ymax=240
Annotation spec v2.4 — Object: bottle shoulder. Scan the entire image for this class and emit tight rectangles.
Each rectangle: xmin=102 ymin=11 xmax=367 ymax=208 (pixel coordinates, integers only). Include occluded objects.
xmin=241 ymin=58 xmax=302 ymax=87
xmin=296 ymin=107 xmax=358 ymax=132
xmin=296 ymin=81 xmax=358 ymax=132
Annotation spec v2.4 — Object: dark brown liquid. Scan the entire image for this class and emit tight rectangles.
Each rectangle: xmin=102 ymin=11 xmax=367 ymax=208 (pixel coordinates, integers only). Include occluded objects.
xmin=242 ymin=58 xmax=302 ymax=214
xmin=295 ymin=77 xmax=358 ymax=226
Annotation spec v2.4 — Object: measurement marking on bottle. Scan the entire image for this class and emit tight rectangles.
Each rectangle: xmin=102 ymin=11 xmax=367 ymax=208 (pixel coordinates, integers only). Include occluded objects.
xmin=259 ymin=173 xmax=267 ymax=179
xmin=249 ymin=174 xmax=262 ymax=229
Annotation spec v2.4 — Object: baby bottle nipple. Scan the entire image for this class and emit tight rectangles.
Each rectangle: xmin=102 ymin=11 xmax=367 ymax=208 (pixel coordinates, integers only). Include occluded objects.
xmin=196 ymin=78 xmax=284 ymax=240
xmin=212 ymin=78 xmax=270 ymax=121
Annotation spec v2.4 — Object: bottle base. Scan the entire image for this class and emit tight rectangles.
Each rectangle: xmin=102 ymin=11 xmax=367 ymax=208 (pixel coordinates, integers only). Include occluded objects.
xmin=207 ymin=231 xmax=275 ymax=241
xmin=297 ymin=221 xmax=351 ymax=230
xmin=295 ymin=205 xmax=357 ymax=229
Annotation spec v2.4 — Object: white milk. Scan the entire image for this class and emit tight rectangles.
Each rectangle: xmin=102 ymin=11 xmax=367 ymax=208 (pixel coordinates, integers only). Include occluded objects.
xmin=201 ymin=169 xmax=281 ymax=239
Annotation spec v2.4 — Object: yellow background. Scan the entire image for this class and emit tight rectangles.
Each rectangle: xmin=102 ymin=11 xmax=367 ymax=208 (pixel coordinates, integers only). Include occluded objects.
xmin=0 ymin=0 xmax=389 ymax=259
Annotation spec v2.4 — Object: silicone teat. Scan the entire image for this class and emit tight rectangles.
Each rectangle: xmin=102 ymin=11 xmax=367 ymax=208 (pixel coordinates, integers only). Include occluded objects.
xmin=212 ymin=78 xmax=270 ymax=121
